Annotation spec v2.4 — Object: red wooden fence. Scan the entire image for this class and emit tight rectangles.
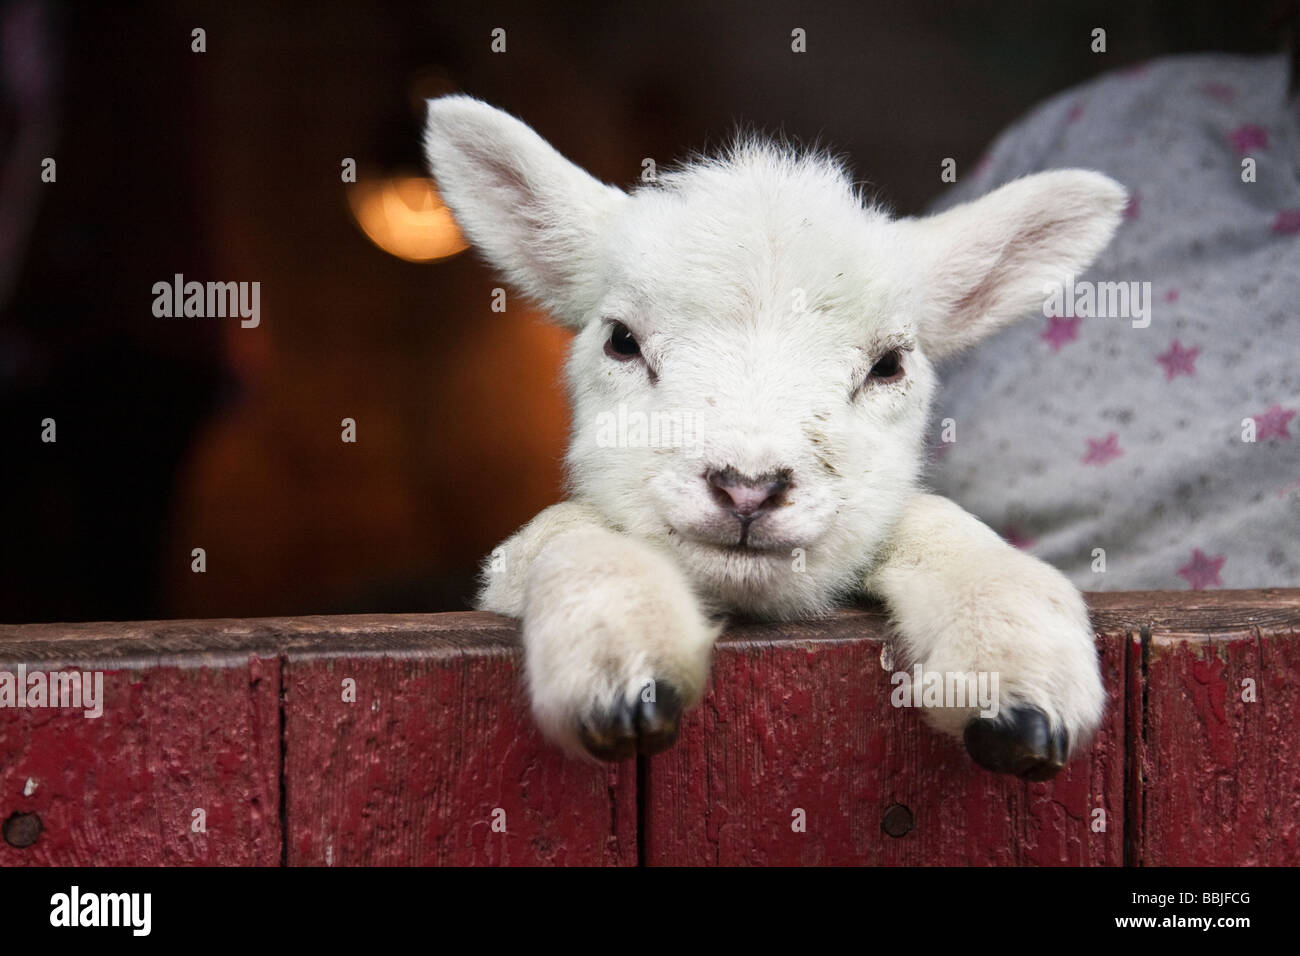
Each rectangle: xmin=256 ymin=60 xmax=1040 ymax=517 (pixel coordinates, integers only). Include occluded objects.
xmin=0 ymin=589 xmax=1296 ymax=865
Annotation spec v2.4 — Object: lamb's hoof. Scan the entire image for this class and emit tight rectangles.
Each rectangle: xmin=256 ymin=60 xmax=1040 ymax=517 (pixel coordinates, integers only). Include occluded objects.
xmin=964 ymin=704 xmax=1068 ymax=781
xmin=577 ymin=682 xmax=683 ymax=762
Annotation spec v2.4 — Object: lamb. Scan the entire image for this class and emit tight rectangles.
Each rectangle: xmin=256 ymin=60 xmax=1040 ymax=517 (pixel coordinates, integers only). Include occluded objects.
xmin=423 ymin=95 xmax=1125 ymax=780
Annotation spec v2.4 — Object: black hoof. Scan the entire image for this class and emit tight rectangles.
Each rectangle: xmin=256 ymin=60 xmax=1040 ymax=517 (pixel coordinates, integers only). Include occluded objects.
xmin=964 ymin=704 xmax=1068 ymax=781
xmin=577 ymin=682 xmax=684 ymax=762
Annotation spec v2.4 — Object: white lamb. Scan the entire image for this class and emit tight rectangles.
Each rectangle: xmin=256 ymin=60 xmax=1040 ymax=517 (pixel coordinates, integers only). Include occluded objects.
xmin=423 ymin=96 xmax=1125 ymax=780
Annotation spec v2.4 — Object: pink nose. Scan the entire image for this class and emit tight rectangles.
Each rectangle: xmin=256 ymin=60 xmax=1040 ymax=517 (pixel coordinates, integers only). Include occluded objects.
xmin=706 ymin=468 xmax=791 ymax=519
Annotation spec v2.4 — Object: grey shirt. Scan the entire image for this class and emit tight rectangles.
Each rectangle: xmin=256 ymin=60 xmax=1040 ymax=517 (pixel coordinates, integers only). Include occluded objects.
xmin=928 ymin=53 xmax=1300 ymax=590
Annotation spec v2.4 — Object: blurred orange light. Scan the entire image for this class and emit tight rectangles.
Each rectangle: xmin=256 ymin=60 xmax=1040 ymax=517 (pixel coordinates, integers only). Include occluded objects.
xmin=348 ymin=176 xmax=468 ymax=263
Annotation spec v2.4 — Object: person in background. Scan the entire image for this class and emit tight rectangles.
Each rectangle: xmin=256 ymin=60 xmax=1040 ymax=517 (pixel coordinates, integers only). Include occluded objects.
xmin=928 ymin=39 xmax=1299 ymax=590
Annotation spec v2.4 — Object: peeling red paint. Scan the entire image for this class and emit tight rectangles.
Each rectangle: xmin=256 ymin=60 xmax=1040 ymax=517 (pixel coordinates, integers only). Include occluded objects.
xmin=0 ymin=661 xmax=280 ymax=866
xmin=1138 ymin=624 xmax=1300 ymax=865
xmin=1 ymin=596 xmax=1297 ymax=866
xmin=645 ymin=621 xmax=1128 ymax=866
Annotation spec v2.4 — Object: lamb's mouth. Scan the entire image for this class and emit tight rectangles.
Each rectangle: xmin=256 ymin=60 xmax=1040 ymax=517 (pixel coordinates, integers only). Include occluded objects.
xmin=670 ymin=528 xmax=790 ymax=556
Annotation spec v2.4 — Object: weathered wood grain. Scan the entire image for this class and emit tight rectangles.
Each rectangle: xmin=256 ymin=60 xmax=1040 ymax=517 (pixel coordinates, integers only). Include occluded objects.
xmin=281 ymin=639 xmax=637 ymax=866
xmin=0 ymin=611 xmax=516 ymax=662
xmin=643 ymin=608 xmax=1128 ymax=865
xmin=0 ymin=659 xmax=280 ymax=865
xmin=0 ymin=614 xmax=636 ymax=866
xmin=1 ymin=590 xmax=1296 ymax=866
xmin=1133 ymin=613 xmax=1300 ymax=865
xmin=1085 ymin=587 xmax=1300 ymax=635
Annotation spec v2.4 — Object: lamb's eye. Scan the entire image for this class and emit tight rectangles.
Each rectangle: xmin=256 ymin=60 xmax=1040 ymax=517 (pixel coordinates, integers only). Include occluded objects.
xmin=866 ymin=348 xmax=904 ymax=384
xmin=604 ymin=321 xmax=641 ymax=361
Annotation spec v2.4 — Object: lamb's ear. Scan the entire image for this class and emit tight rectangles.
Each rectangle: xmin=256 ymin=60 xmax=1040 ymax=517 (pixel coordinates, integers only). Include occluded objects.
xmin=423 ymin=95 xmax=626 ymax=326
xmin=895 ymin=170 xmax=1126 ymax=360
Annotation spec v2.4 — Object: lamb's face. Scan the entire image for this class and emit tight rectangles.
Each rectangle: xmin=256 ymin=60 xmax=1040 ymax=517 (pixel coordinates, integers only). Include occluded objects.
xmin=423 ymin=97 xmax=1127 ymax=618
xmin=565 ymin=156 xmax=935 ymax=616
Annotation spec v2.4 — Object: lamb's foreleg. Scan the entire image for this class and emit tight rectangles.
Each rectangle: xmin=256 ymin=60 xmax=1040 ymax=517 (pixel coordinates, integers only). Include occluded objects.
xmin=864 ymin=494 xmax=1106 ymax=779
xmin=479 ymin=502 xmax=721 ymax=761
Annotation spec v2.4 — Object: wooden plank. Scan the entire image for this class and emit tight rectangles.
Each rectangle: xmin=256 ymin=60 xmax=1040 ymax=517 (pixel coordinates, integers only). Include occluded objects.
xmin=1134 ymin=608 xmax=1300 ymax=865
xmin=280 ymin=617 xmax=637 ymax=866
xmin=0 ymin=614 xmax=636 ymax=867
xmin=0 ymin=658 xmax=280 ymax=865
xmin=1085 ymin=587 xmax=1300 ymax=634
xmin=643 ymin=607 xmax=1128 ymax=866
xmin=3 ymin=591 xmax=1297 ymax=866
xmin=0 ymin=611 xmax=522 ymax=660
xmin=1122 ymin=630 xmax=1144 ymax=866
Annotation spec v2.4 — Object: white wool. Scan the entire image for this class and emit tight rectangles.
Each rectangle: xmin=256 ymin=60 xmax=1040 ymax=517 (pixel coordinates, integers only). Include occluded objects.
xmin=425 ymin=96 xmax=1122 ymax=758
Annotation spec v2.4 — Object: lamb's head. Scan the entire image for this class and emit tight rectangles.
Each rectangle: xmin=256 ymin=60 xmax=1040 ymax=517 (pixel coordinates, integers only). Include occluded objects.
xmin=424 ymin=96 xmax=1125 ymax=619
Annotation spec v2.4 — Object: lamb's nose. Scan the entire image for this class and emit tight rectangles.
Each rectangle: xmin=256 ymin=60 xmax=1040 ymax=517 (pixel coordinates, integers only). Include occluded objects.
xmin=705 ymin=467 xmax=791 ymax=518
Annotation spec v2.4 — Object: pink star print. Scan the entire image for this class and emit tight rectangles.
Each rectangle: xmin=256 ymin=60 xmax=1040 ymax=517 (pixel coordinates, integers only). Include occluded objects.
xmin=1156 ymin=340 xmax=1200 ymax=380
xmin=1227 ymin=124 xmax=1268 ymax=154
xmin=1066 ymin=102 xmax=1085 ymax=123
xmin=1272 ymin=209 xmax=1300 ymax=235
xmin=1041 ymin=314 xmax=1081 ymax=352
xmin=1198 ymin=82 xmax=1237 ymax=104
xmin=1124 ymin=192 xmax=1141 ymax=220
xmin=1001 ymin=525 xmax=1038 ymax=550
xmin=1254 ymin=404 xmax=1296 ymax=441
xmin=1082 ymin=433 xmax=1123 ymax=465
xmin=1178 ymin=548 xmax=1225 ymax=590
xmin=1164 ymin=288 xmax=1179 ymax=303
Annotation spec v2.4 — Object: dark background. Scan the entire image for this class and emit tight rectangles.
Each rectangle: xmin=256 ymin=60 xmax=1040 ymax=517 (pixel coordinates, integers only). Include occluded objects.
xmin=1 ymin=0 xmax=1294 ymax=623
